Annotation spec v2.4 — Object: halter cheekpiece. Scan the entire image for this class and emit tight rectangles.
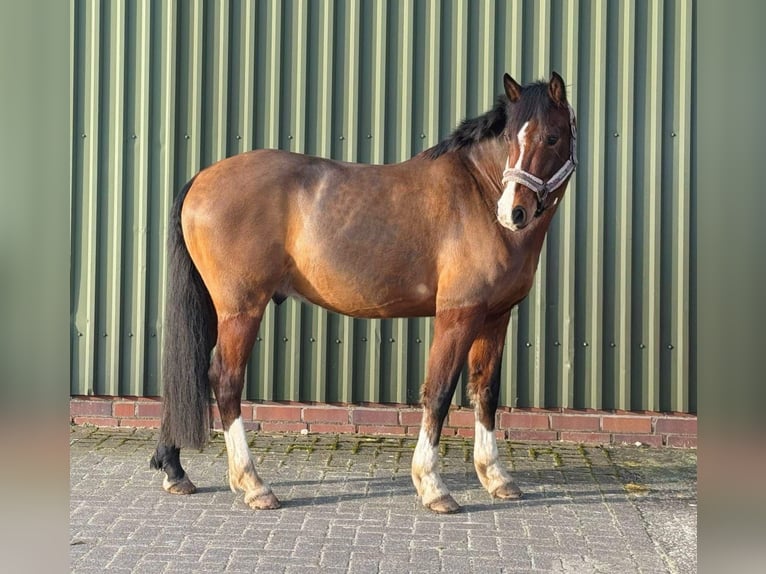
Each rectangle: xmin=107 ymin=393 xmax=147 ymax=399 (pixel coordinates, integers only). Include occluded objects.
xmin=501 ymin=103 xmax=578 ymax=217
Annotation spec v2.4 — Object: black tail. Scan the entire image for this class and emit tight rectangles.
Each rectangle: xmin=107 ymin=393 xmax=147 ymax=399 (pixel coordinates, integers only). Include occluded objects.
xmin=159 ymin=175 xmax=216 ymax=450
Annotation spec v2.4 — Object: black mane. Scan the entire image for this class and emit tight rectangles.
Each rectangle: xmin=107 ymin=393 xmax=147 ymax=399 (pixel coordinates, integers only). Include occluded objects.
xmin=422 ymin=81 xmax=553 ymax=160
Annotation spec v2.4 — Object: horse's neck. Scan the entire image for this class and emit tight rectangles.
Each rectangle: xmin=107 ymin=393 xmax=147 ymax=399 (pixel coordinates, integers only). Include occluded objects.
xmin=460 ymin=141 xmax=507 ymax=198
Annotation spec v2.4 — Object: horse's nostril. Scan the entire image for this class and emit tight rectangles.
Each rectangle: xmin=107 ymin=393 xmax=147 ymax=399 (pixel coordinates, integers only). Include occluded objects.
xmin=511 ymin=206 xmax=526 ymax=226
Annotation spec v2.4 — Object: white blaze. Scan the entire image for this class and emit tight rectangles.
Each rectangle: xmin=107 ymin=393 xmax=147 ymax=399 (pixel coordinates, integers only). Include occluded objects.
xmin=498 ymin=121 xmax=530 ymax=227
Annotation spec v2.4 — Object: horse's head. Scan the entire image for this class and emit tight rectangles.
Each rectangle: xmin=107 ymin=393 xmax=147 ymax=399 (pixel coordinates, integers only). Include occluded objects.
xmin=497 ymin=72 xmax=577 ymax=231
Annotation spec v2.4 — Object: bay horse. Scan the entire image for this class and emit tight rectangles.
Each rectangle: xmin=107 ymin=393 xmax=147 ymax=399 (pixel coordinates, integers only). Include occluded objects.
xmin=151 ymin=72 xmax=577 ymax=513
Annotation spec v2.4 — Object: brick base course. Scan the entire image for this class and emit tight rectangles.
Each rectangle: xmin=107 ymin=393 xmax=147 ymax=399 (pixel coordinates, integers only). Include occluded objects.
xmin=70 ymin=396 xmax=697 ymax=448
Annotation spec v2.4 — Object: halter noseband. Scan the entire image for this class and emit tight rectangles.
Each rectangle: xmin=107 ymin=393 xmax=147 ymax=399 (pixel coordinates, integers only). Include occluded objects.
xmin=501 ymin=104 xmax=578 ymax=217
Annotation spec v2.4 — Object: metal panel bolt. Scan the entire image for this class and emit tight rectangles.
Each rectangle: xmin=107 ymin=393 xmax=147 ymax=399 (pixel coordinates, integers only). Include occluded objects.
xmin=184 ymin=134 xmax=190 ymax=139
xmin=283 ymin=337 xmax=288 ymax=342
xmin=236 ymin=135 xmax=241 ymax=140
xmin=361 ymin=337 xmax=368 ymax=342
xmin=525 ymin=342 xmax=532 ymax=348
xmin=671 ymin=132 xmax=677 ymax=137
xmin=309 ymin=337 xmax=315 ymax=342
xmin=416 ymin=338 xmax=422 ymax=344
xmin=339 ymin=135 xmax=345 ymax=141
xmin=610 ymin=342 xmax=616 ymax=347
xmin=667 ymin=344 xmax=674 ymax=350
xmin=420 ymin=133 xmax=426 ymax=139
xmin=582 ymin=341 xmax=589 ymax=347
xmin=288 ymin=135 xmax=293 ymax=140
xmin=256 ymin=336 xmax=262 ymax=342
xmin=367 ymin=133 xmax=372 ymax=139
xmin=639 ymin=343 xmax=645 ymax=349
xmin=613 ymin=132 xmax=619 ymax=137
xmin=336 ymin=339 xmax=341 ymax=344
xmin=554 ymin=341 xmax=560 ymax=347
xmin=131 ymin=133 xmax=137 ymax=139
xmin=389 ymin=338 xmax=395 ymax=343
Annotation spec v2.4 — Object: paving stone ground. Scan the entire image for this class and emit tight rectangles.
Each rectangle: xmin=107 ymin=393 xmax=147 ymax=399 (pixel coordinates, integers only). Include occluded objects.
xmin=70 ymin=426 xmax=696 ymax=573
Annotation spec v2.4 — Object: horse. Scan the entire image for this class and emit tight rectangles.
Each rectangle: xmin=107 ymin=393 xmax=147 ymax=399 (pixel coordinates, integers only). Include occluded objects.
xmin=150 ymin=72 xmax=577 ymax=514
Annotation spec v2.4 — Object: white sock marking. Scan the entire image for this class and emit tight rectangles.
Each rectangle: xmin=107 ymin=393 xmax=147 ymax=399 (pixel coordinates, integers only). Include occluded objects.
xmin=412 ymin=426 xmax=449 ymax=505
xmin=474 ymin=420 xmax=513 ymax=491
xmin=224 ymin=416 xmax=251 ymax=472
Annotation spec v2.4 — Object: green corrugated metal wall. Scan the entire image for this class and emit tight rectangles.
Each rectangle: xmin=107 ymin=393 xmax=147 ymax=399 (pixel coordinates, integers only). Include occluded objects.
xmin=70 ymin=0 xmax=695 ymax=413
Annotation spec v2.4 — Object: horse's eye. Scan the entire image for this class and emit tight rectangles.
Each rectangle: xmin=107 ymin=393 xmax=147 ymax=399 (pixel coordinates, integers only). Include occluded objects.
xmin=546 ymin=135 xmax=559 ymax=146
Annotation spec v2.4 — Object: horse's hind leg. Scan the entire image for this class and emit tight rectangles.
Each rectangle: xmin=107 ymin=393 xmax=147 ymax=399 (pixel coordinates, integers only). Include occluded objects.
xmin=412 ymin=307 xmax=485 ymax=513
xmin=468 ymin=311 xmax=522 ymax=500
xmin=150 ymin=444 xmax=197 ymax=494
xmin=210 ymin=311 xmax=280 ymax=510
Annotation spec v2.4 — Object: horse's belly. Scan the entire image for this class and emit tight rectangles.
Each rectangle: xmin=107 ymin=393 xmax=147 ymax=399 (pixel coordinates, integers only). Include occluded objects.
xmin=281 ymin=267 xmax=437 ymax=319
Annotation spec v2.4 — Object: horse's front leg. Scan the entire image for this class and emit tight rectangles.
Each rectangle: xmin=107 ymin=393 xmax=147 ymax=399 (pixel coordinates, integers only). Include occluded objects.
xmin=468 ymin=311 xmax=522 ymax=500
xmin=412 ymin=307 xmax=485 ymax=513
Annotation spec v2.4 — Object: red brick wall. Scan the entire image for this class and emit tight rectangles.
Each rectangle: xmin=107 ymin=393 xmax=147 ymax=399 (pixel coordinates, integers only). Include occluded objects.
xmin=70 ymin=397 xmax=697 ymax=448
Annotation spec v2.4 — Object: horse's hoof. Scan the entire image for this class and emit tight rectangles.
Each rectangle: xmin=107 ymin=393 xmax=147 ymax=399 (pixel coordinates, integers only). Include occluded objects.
xmin=492 ymin=482 xmax=522 ymax=500
xmin=245 ymin=491 xmax=281 ymax=510
xmin=426 ymin=494 xmax=461 ymax=514
xmin=163 ymin=474 xmax=197 ymax=495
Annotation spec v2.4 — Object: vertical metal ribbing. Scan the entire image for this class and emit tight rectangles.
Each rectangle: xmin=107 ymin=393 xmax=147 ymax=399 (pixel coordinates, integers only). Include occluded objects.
xmin=507 ymin=0 xmax=524 ymax=76
xmin=69 ymin=0 xmax=77 ymax=393
xmin=553 ymin=0 xmax=579 ymax=409
xmin=315 ymin=0 xmax=334 ymax=159
xmin=581 ymin=0 xmax=606 ymax=409
xmin=423 ymin=0 xmax=440 ymax=144
xmin=76 ymin=0 xmax=101 ymax=395
xmin=639 ymin=0 xmax=663 ymax=411
xmin=670 ymin=0 xmax=691 ymax=411
xmin=103 ymin=1 xmax=125 ymax=396
xmin=475 ymin=0 xmax=495 ymax=110
xmin=186 ymin=0 xmax=204 ymax=175
xmin=449 ymin=0 xmax=468 ymax=130
xmin=289 ymin=0 xmax=307 ymax=154
xmin=156 ymin=0 xmax=177 ymax=396
xmin=210 ymin=0 xmax=229 ymax=162
xmin=129 ymin=0 xmax=151 ymax=396
xmin=610 ymin=0 xmax=635 ymax=410
xmin=263 ymin=1 xmax=281 ymax=147
xmin=237 ymin=0 xmax=255 ymax=153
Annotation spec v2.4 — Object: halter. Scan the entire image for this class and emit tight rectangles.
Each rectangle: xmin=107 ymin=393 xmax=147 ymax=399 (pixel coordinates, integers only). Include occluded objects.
xmin=501 ymin=103 xmax=578 ymax=217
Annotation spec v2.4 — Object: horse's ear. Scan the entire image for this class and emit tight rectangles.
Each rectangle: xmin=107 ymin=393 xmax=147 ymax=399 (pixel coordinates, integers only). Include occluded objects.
xmin=503 ymin=73 xmax=522 ymax=103
xmin=548 ymin=71 xmax=567 ymax=105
